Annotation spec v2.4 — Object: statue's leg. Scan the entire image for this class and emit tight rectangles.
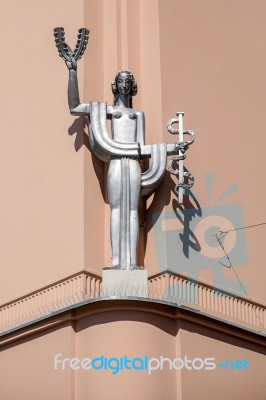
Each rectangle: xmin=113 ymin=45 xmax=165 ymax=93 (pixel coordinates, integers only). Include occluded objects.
xmin=129 ymin=159 xmax=141 ymax=267
xmin=107 ymin=159 xmax=121 ymax=267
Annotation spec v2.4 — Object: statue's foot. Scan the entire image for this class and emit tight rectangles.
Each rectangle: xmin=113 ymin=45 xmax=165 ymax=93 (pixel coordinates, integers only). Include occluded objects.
xmin=103 ymin=265 xmax=145 ymax=270
xmin=130 ymin=265 xmax=145 ymax=270
xmin=103 ymin=265 xmax=120 ymax=270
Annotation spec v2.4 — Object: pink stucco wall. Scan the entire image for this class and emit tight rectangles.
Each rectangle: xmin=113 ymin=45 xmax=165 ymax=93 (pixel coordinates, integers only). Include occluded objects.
xmin=0 ymin=1 xmax=265 ymax=398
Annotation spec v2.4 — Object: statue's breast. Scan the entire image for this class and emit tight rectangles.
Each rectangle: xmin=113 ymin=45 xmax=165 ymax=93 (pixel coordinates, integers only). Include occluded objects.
xmin=112 ymin=111 xmax=137 ymax=120
xmin=112 ymin=111 xmax=123 ymax=119
xmin=128 ymin=112 xmax=137 ymax=120
xmin=111 ymin=109 xmax=137 ymax=142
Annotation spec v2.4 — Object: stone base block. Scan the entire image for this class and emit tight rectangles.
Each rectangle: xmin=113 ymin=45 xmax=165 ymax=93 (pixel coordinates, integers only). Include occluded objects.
xmin=102 ymin=269 xmax=148 ymax=297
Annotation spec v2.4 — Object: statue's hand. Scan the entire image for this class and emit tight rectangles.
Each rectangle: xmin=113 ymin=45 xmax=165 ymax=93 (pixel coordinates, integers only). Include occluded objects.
xmin=65 ymin=55 xmax=77 ymax=71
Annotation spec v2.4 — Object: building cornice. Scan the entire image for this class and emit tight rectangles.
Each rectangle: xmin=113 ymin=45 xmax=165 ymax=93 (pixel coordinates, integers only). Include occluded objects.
xmin=0 ymin=269 xmax=265 ymax=337
xmin=0 ymin=298 xmax=265 ymax=349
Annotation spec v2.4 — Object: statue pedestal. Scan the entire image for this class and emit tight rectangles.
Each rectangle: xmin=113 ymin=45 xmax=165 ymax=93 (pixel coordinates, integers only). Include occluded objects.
xmin=102 ymin=269 xmax=148 ymax=297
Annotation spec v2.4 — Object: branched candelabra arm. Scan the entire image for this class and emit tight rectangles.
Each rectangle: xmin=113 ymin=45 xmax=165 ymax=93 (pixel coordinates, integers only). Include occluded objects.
xmin=167 ymin=112 xmax=195 ymax=204
xmin=53 ymin=27 xmax=90 ymax=62
xmin=53 ymin=27 xmax=90 ymax=112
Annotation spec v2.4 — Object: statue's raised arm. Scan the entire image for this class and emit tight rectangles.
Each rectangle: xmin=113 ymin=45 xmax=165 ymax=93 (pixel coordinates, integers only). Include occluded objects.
xmin=53 ymin=27 xmax=140 ymax=159
xmin=53 ymin=27 xmax=90 ymax=115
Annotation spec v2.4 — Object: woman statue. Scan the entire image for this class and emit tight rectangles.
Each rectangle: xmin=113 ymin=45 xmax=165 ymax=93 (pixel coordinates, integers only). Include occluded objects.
xmin=53 ymin=27 xmax=192 ymax=271
xmin=108 ymin=71 xmax=142 ymax=269
xmin=67 ymin=64 xmax=150 ymax=270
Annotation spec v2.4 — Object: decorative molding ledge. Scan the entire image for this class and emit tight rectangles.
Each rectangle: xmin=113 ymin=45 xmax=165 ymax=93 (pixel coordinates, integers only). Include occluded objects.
xmin=0 ymin=270 xmax=101 ymax=334
xmin=0 ymin=269 xmax=265 ymax=335
xmin=148 ymin=271 xmax=266 ymax=333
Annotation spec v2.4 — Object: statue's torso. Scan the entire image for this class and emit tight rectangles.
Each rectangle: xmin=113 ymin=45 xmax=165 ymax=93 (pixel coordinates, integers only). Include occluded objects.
xmin=111 ymin=106 xmax=137 ymax=143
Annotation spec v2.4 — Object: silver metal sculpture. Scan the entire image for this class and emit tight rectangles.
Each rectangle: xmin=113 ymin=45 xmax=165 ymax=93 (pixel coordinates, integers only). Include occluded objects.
xmin=167 ymin=113 xmax=195 ymax=203
xmin=53 ymin=27 xmax=195 ymax=270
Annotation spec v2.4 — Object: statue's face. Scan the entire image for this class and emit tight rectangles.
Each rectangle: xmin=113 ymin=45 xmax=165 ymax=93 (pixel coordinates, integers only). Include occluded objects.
xmin=116 ymin=73 xmax=132 ymax=95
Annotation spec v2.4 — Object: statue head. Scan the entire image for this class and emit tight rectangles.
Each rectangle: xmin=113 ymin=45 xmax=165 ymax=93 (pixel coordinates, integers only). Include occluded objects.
xmin=112 ymin=70 xmax=138 ymax=106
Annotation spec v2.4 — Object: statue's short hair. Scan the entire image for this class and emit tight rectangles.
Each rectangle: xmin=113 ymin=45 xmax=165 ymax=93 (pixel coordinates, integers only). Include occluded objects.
xmin=111 ymin=70 xmax=138 ymax=97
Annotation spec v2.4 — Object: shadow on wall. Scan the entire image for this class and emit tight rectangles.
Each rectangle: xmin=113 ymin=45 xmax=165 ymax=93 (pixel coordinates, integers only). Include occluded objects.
xmin=68 ymin=116 xmax=106 ymax=202
xmin=146 ymin=169 xmax=202 ymax=260
xmin=172 ymin=187 xmax=202 ymax=258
